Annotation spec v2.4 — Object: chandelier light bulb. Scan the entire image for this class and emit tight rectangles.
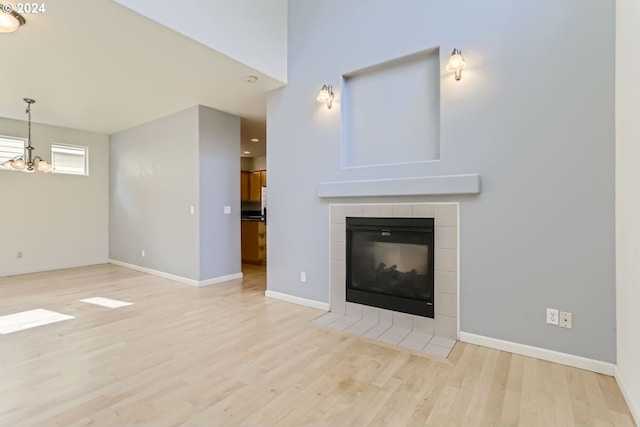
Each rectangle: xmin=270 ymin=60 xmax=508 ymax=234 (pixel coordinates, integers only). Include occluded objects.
xmin=12 ymin=158 xmax=25 ymax=169
xmin=37 ymin=160 xmax=49 ymax=171
xmin=0 ymin=5 xmax=25 ymax=33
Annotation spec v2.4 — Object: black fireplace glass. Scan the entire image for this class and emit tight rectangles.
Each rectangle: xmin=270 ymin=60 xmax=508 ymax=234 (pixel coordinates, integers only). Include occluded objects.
xmin=346 ymin=217 xmax=434 ymax=318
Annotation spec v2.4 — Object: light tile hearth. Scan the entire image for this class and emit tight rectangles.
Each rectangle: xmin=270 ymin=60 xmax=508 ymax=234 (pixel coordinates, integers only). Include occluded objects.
xmin=319 ymin=202 xmax=459 ymax=358
xmin=312 ymin=307 xmax=455 ymax=358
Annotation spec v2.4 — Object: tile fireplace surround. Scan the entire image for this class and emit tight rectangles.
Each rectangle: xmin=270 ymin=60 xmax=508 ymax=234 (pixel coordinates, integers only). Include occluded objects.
xmin=312 ymin=202 xmax=459 ymax=358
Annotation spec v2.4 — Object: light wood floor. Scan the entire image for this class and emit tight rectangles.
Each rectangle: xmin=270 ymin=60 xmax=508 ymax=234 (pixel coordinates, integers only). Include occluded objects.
xmin=0 ymin=264 xmax=634 ymax=427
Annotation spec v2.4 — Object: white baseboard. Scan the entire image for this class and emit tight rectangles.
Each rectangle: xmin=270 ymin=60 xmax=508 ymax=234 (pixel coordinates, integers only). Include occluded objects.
xmin=265 ymin=290 xmax=330 ymax=311
xmin=199 ymin=273 xmax=244 ymax=286
xmin=459 ymin=332 xmax=615 ymax=376
xmin=614 ymin=366 xmax=640 ymax=426
xmin=0 ymin=260 xmax=109 ymax=278
xmin=108 ymin=259 xmax=242 ymax=287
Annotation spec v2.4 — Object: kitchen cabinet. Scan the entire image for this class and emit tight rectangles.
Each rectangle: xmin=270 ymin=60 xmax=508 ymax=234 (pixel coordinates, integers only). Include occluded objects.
xmin=240 ymin=171 xmax=250 ymax=201
xmin=241 ymin=221 xmax=266 ymax=264
xmin=249 ymin=171 xmax=262 ymax=202
xmin=241 ymin=169 xmax=266 ymax=202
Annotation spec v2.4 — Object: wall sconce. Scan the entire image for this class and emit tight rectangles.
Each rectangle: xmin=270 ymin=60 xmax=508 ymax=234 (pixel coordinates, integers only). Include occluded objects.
xmin=445 ymin=48 xmax=466 ymax=81
xmin=316 ymin=84 xmax=334 ymax=109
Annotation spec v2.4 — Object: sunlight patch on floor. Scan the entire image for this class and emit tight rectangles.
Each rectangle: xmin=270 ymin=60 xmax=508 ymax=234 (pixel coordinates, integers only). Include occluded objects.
xmin=0 ymin=308 xmax=75 ymax=334
xmin=80 ymin=297 xmax=133 ymax=308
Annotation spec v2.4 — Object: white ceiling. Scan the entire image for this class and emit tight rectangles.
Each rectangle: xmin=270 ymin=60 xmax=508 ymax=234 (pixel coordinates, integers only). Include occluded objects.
xmin=0 ymin=0 xmax=281 ymax=157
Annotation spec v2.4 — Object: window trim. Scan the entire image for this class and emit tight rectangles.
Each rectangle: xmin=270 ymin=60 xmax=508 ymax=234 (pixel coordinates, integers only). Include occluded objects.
xmin=51 ymin=143 xmax=89 ymax=176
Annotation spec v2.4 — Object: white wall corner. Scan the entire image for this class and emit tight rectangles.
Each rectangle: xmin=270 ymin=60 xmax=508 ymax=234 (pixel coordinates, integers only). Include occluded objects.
xmin=198 ymin=273 xmax=243 ymax=287
xmin=614 ymin=366 xmax=640 ymax=426
xmin=109 ymin=260 xmax=242 ymax=287
xmin=265 ymin=290 xmax=330 ymax=311
xmin=109 ymin=259 xmax=199 ymax=286
xmin=459 ymin=332 xmax=615 ymax=376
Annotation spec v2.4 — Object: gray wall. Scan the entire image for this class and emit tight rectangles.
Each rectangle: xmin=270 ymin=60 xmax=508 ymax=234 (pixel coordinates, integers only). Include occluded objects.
xmin=267 ymin=0 xmax=615 ymax=362
xmin=0 ymin=118 xmax=109 ymax=276
xmin=109 ymin=105 xmax=242 ymax=282
xmin=110 ymin=107 xmax=200 ymax=279
xmin=198 ymin=106 xmax=241 ymax=280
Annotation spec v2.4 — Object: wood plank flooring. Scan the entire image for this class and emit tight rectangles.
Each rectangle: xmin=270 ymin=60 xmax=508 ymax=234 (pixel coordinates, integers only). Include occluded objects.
xmin=0 ymin=264 xmax=634 ymax=427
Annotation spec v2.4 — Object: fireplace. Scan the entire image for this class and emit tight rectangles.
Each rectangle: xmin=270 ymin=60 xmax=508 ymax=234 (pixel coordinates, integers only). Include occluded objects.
xmin=346 ymin=217 xmax=434 ymax=318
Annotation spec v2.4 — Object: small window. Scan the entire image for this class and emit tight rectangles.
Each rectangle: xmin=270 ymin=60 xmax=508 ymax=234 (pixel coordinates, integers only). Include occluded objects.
xmin=51 ymin=144 xmax=88 ymax=176
xmin=0 ymin=136 xmax=26 ymax=169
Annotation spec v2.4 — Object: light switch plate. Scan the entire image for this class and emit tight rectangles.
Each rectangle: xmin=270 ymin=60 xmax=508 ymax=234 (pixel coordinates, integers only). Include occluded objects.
xmin=224 ymin=206 xmax=231 ymax=214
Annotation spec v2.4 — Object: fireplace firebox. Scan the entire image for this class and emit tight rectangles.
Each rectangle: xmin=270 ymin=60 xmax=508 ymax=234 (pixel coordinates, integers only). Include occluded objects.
xmin=346 ymin=217 xmax=434 ymax=318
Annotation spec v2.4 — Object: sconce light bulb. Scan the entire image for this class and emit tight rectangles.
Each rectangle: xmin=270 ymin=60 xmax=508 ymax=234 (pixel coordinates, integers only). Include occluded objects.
xmin=446 ymin=49 xmax=466 ymax=81
xmin=317 ymin=84 xmax=334 ymax=109
xmin=317 ymin=86 xmax=331 ymax=103
xmin=450 ymin=55 xmax=463 ymax=69
xmin=446 ymin=54 xmax=465 ymax=72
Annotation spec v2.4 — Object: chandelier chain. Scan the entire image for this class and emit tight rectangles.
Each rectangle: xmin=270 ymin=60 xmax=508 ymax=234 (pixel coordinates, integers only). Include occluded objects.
xmin=26 ymin=101 xmax=31 ymax=146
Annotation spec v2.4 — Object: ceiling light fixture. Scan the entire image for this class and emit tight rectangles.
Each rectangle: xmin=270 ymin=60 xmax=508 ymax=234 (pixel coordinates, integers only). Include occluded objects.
xmin=445 ymin=48 xmax=466 ymax=81
xmin=0 ymin=4 xmax=26 ymax=33
xmin=2 ymin=98 xmax=53 ymax=173
xmin=317 ymin=84 xmax=334 ymax=109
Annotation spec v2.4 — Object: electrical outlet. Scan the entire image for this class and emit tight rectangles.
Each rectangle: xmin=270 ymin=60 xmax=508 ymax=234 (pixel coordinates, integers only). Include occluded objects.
xmin=546 ymin=308 xmax=559 ymax=325
xmin=141 ymin=249 xmax=145 ymax=258
xmin=559 ymin=311 xmax=572 ymax=328
xmin=300 ymin=272 xmax=307 ymax=283
xmin=16 ymin=251 xmax=23 ymax=259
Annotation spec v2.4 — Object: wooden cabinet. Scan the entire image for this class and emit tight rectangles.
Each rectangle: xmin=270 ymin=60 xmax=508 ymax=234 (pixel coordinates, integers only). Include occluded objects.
xmin=241 ymin=221 xmax=266 ymax=264
xmin=240 ymin=169 xmax=266 ymax=202
xmin=240 ymin=171 xmax=250 ymax=201
xmin=249 ymin=171 xmax=262 ymax=202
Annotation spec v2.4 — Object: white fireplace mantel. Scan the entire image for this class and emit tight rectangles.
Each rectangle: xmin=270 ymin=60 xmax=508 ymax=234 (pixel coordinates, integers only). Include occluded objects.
xmin=317 ymin=174 xmax=480 ymax=198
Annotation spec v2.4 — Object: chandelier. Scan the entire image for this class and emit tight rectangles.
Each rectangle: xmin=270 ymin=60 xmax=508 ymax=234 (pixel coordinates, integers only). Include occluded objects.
xmin=2 ymin=98 xmax=53 ymax=173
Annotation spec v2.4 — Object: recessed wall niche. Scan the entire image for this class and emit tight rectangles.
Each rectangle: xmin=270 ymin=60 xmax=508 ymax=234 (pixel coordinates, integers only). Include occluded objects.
xmin=341 ymin=48 xmax=440 ymax=168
